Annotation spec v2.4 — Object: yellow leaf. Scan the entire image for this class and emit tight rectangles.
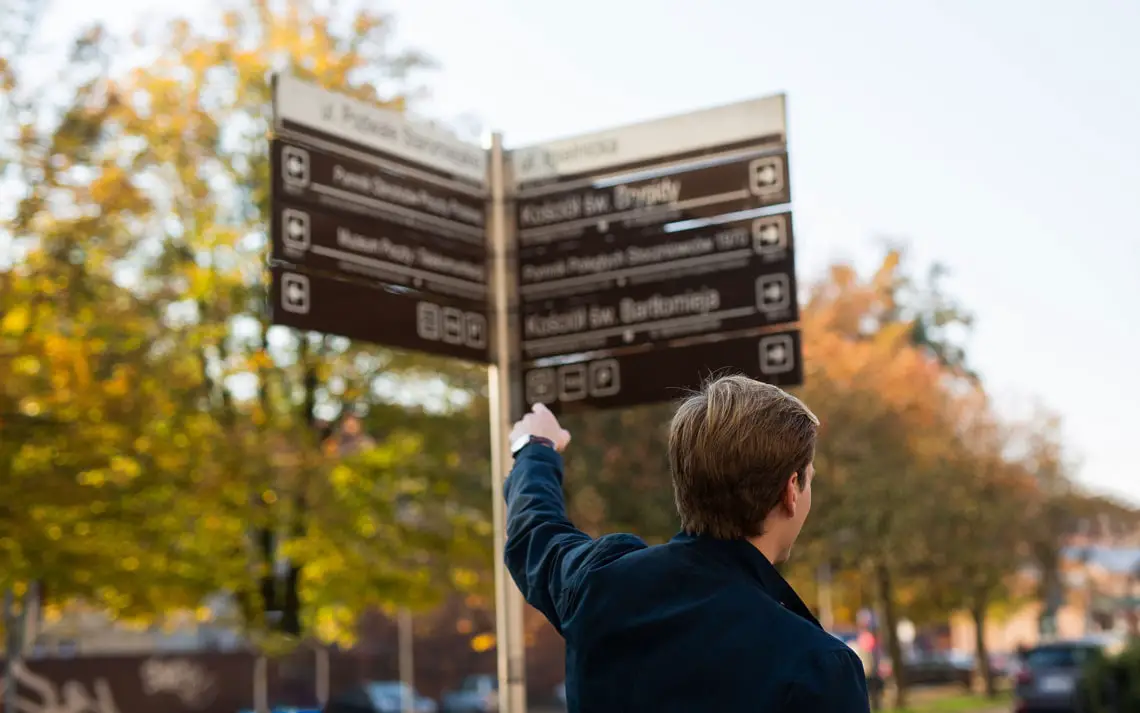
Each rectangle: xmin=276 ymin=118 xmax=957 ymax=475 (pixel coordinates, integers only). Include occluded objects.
xmin=1 ymin=305 xmax=30 ymax=334
xmin=13 ymin=356 xmax=41 ymax=375
xmin=470 ymin=633 xmax=495 ymax=653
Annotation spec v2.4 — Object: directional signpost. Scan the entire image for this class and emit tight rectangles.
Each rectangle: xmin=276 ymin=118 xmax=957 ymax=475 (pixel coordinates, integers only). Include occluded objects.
xmin=510 ymin=96 xmax=800 ymax=413
xmin=267 ymin=76 xmax=801 ymax=713
xmin=269 ymin=75 xmax=490 ymax=362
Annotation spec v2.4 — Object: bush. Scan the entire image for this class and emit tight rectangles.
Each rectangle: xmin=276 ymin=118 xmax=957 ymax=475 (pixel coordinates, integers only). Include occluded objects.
xmin=1077 ymin=638 xmax=1140 ymax=713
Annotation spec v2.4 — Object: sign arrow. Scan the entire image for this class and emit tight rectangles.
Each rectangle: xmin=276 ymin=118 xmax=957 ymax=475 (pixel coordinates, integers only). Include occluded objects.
xmin=766 ymin=343 xmax=787 ymax=364
xmin=757 ymin=224 xmax=780 ymax=245
xmin=287 ymin=217 xmax=305 ymax=238
xmin=755 ymin=164 xmax=778 ymax=187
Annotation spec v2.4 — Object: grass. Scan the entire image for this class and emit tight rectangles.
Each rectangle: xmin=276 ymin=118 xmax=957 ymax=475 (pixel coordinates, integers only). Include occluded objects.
xmin=887 ymin=690 xmax=1013 ymax=713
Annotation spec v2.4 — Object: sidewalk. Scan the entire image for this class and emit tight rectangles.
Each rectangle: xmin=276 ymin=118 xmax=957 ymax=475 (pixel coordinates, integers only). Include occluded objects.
xmin=884 ymin=690 xmax=1012 ymax=713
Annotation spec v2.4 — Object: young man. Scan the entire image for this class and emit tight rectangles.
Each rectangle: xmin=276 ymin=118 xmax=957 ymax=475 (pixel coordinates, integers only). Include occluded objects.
xmin=504 ymin=374 xmax=870 ymax=712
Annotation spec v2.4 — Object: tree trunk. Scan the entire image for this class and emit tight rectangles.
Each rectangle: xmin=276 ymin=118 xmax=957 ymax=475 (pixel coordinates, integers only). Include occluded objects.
xmin=276 ymin=346 xmax=322 ymax=638
xmin=875 ymin=561 xmax=907 ymax=709
xmin=971 ymin=594 xmax=995 ymax=697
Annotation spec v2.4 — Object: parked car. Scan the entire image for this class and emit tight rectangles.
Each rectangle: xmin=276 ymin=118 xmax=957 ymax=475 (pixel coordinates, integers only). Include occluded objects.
xmin=886 ymin=650 xmax=974 ymax=689
xmin=1013 ymin=639 xmax=1108 ymax=713
xmin=441 ymin=675 xmax=498 ymax=713
xmin=986 ymin=650 xmax=1014 ymax=680
xmin=324 ymin=681 xmax=437 ymax=713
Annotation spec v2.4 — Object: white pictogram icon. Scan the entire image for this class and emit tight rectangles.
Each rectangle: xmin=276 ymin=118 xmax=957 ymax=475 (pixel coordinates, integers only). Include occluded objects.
xmin=281 ymin=273 xmax=310 ymax=315
xmin=756 ymin=274 xmax=792 ymax=313
xmin=416 ymin=302 xmax=441 ymax=340
xmin=588 ymin=359 xmax=621 ymax=397
xmin=465 ymin=313 xmax=487 ymax=349
xmin=752 ymin=216 xmax=787 ymax=255
xmin=526 ymin=368 xmax=557 ymax=404
xmin=282 ymin=146 xmax=310 ymax=189
xmin=282 ymin=208 xmax=310 ymax=251
xmin=557 ymin=363 xmax=588 ymax=401
xmin=441 ymin=307 xmax=464 ymax=344
xmin=748 ymin=156 xmax=784 ymax=198
xmin=758 ymin=335 xmax=795 ymax=375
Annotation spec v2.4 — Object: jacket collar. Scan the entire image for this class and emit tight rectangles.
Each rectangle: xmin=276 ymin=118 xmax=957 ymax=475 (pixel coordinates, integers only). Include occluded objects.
xmin=671 ymin=532 xmax=822 ymax=629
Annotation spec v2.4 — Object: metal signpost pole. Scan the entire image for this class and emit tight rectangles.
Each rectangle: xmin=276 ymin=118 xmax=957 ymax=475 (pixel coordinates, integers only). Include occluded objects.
xmin=487 ymin=132 xmax=526 ymax=713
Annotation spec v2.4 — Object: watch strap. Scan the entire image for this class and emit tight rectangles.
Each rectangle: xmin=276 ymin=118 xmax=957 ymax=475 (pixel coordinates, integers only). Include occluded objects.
xmin=511 ymin=434 xmax=555 ymax=456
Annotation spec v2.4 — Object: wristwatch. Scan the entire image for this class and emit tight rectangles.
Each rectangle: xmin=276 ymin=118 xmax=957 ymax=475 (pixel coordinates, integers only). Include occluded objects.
xmin=510 ymin=434 xmax=555 ymax=457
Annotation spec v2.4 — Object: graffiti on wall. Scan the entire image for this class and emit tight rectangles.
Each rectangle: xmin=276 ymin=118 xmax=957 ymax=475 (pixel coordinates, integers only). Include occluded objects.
xmin=138 ymin=657 xmax=217 ymax=709
xmin=0 ymin=662 xmax=121 ymax=713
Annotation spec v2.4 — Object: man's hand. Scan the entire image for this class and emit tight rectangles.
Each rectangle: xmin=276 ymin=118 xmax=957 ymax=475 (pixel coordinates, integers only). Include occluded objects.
xmin=510 ymin=403 xmax=571 ymax=452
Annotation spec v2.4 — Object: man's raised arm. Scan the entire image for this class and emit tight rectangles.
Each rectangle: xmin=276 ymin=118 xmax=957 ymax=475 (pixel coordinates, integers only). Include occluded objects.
xmin=503 ymin=404 xmax=643 ymax=633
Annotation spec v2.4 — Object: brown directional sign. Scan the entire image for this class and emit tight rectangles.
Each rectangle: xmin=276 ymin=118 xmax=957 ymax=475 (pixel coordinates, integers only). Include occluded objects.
xmin=522 ymin=328 xmax=803 ymax=412
xmin=520 ymin=263 xmax=798 ymax=359
xmin=269 ymin=265 xmax=490 ymax=363
xmin=519 ymin=212 xmax=794 ymax=303
xmin=515 ymin=150 xmax=789 ymax=244
xmin=271 ymin=138 xmax=486 ymax=245
xmin=271 ymin=202 xmax=486 ymax=309
xmin=269 ymin=88 xmax=491 ymax=354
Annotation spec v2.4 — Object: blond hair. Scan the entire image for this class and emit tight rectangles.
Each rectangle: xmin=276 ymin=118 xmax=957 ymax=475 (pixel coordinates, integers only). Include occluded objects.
xmin=669 ymin=374 xmax=819 ymax=539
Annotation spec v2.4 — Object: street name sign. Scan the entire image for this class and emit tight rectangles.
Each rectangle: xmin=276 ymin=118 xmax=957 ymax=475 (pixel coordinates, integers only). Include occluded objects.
xmin=270 ymin=201 xmax=486 ymax=308
xmin=510 ymin=94 xmax=786 ymax=186
xmin=270 ymin=265 xmax=488 ymax=363
xmin=274 ymin=74 xmax=487 ymax=185
xmin=523 ymin=329 xmax=803 ymax=413
xmin=271 ymin=138 xmax=485 ymax=244
xmin=515 ymin=150 xmax=790 ymax=245
xmin=520 ymin=262 xmax=798 ymax=359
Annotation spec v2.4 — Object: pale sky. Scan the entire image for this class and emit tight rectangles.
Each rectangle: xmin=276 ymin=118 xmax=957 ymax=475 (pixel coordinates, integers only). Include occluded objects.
xmin=39 ymin=0 xmax=1140 ymax=501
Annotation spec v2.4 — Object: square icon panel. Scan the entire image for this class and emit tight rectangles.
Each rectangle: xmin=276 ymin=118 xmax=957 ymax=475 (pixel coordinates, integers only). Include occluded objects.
xmin=525 ymin=368 xmax=556 ymax=404
xmin=748 ymin=156 xmax=784 ymax=198
xmin=280 ymin=273 xmax=310 ymax=315
xmin=282 ymin=145 xmax=310 ymax=189
xmin=282 ymin=208 xmax=310 ymax=252
xmin=441 ymin=307 xmax=464 ymax=344
xmin=751 ymin=216 xmax=787 ymax=255
xmin=416 ymin=302 xmax=441 ymax=341
xmin=756 ymin=274 xmax=792 ymax=313
xmin=758 ymin=334 xmax=795 ymax=375
xmin=557 ymin=363 xmax=588 ymax=402
xmin=465 ymin=313 xmax=487 ymax=349
xmin=588 ymin=359 xmax=621 ymax=397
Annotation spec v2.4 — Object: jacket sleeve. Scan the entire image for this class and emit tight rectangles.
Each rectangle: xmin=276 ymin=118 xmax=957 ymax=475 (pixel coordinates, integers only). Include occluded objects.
xmin=503 ymin=443 xmax=644 ymax=633
xmin=784 ymin=647 xmax=871 ymax=713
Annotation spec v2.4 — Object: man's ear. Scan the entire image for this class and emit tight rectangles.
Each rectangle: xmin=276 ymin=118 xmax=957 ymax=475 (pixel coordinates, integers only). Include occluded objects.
xmin=782 ymin=472 xmax=801 ymax=515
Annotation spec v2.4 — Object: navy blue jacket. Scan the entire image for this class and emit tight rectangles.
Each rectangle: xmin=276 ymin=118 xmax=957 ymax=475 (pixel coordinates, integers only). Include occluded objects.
xmin=504 ymin=443 xmax=870 ymax=713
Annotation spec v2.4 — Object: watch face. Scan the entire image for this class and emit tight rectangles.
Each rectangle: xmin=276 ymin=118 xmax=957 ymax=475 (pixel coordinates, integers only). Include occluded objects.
xmin=510 ymin=435 xmax=533 ymax=454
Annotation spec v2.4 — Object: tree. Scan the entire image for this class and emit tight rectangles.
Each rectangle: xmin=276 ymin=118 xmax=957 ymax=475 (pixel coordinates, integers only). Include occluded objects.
xmin=2 ymin=0 xmax=493 ymax=650
xmin=0 ymin=26 xmax=244 ymax=616
xmin=794 ymin=249 xmax=981 ymax=707
xmin=904 ymin=389 xmax=1037 ymax=697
